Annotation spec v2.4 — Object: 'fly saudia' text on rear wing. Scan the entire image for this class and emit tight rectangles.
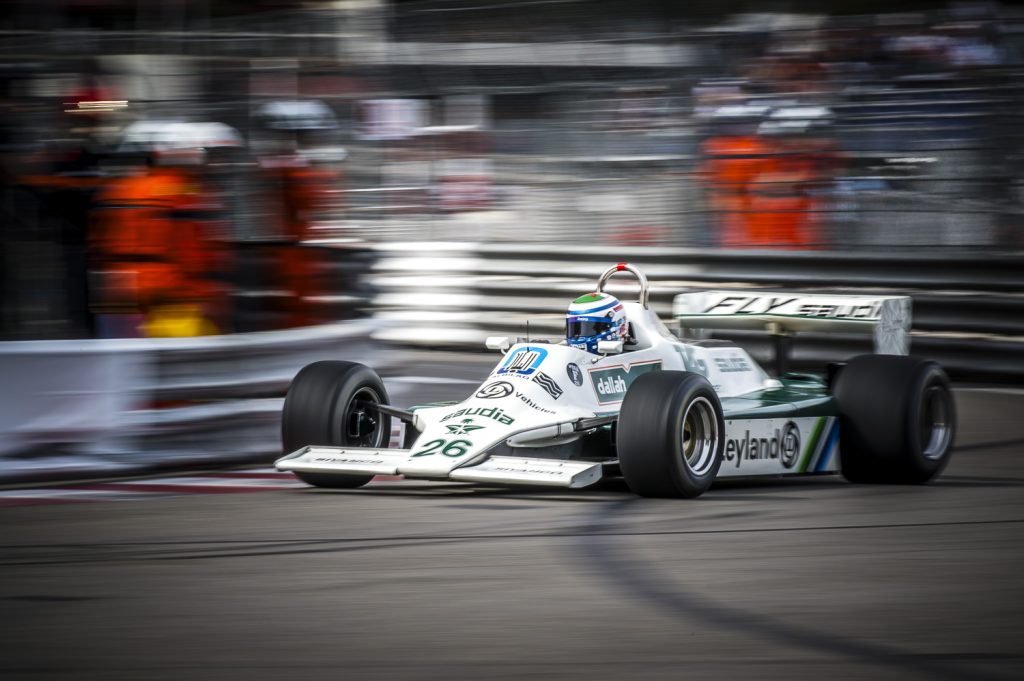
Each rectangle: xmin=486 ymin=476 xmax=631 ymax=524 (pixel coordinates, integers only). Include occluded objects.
xmin=673 ymin=291 xmax=912 ymax=356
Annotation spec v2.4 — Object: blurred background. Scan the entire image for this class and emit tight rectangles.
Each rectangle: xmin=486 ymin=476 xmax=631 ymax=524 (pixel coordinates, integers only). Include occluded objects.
xmin=1 ymin=0 xmax=1023 ymax=475
xmin=2 ymin=0 xmax=1023 ymax=339
xmin=4 ymin=7 xmax=1023 ymax=678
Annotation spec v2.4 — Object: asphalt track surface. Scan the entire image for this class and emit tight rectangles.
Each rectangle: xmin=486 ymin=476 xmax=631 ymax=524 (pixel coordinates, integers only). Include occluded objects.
xmin=1 ymin=352 xmax=1023 ymax=681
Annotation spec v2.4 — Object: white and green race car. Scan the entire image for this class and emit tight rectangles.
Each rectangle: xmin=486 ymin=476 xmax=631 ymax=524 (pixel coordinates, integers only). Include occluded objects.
xmin=276 ymin=264 xmax=955 ymax=498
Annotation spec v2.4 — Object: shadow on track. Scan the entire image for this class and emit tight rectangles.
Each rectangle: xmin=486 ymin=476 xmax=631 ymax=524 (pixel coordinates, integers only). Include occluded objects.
xmin=572 ymin=497 xmax=1020 ymax=681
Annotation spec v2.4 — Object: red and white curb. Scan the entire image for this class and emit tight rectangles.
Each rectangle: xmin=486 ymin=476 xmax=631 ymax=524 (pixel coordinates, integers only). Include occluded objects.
xmin=0 ymin=426 xmax=411 ymax=507
xmin=0 ymin=469 xmax=406 ymax=507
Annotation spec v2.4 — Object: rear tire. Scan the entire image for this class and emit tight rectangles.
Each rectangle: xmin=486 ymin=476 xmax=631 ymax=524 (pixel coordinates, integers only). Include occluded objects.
xmin=281 ymin=360 xmax=391 ymax=488
xmin=833 ymin=355 xmax=955 ymax=484
xmin=617 ymin=371 xmax=724 ymax=498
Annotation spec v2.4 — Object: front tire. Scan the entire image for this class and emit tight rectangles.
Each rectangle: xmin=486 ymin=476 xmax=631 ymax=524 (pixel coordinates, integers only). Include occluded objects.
xmin=281 ymin=360 xmax=391 ymax=488
xmin=617 ymin=371 xmax=724 ymax=498
xmin=833 ymin=355 xmax=955 ymax=484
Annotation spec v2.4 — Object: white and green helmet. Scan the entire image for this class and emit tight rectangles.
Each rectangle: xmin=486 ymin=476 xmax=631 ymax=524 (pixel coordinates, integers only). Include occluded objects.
xmin=566 ymin=292 xmax=627 ymax=353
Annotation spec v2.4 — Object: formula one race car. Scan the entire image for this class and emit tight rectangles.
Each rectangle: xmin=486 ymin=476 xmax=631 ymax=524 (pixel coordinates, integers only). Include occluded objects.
xmin=276 ymin=264 xmax=955 ymax=498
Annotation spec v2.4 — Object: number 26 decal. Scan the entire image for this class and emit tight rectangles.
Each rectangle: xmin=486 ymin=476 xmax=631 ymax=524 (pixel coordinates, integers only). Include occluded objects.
xmin=411 ymin=439 xmax=472 ymax=458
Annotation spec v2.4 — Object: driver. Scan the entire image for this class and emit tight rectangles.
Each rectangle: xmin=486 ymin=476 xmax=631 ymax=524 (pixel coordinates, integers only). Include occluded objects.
xmin=566 ymin=292 xmax=628 ymax=353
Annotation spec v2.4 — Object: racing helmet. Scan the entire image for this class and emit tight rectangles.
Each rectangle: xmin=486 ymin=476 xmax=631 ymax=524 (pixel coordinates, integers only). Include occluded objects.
xmin=566 ymin=292 xmax=627 ymax=353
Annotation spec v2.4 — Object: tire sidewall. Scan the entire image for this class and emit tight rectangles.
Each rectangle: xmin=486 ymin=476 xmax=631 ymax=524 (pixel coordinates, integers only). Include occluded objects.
xmin=282 ymin=361 xmax=390 ymax=453
xmin=835 ymin=355 xmax=955 ymax=484
xmin=617 ymin=371 xmax=725 ymax=498
xmin=665 ymin=379 xmax=725 ymax=493
xmin=903 ymin=364 xmax=956 ymax=481
xmin=281 ymin=361 xmax=391 ymax=489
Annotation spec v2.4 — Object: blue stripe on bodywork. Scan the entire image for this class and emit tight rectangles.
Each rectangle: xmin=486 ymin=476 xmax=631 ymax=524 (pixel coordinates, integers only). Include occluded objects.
xmin=815 ymin=420 xmax=840 ymax=472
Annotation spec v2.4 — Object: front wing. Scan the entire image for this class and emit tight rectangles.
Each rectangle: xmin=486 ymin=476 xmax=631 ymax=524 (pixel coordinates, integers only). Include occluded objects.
xmin=276 ymin=446 xmax=603 ymax=488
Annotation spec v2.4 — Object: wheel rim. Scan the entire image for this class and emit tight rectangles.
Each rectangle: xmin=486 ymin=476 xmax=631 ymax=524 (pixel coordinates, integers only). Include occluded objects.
xmin=920 ymin=385 xmax=953 ymax=460
xmin=681 ymin=396 xmax=719 ymax=477
xmin=344 ymin=387 xmax=385 ymax=448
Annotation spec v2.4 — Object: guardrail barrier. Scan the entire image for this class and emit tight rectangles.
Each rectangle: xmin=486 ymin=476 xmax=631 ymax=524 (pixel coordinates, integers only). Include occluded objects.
xmin=370 ymin=242 xmax=1024 ymax=383
xmin=0 ymin=320 xmax=386 ymax=481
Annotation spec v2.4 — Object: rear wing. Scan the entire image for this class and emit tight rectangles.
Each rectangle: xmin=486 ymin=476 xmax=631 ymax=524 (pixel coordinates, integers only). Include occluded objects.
xmin=673 ymin=292 xmax=912 ymax=369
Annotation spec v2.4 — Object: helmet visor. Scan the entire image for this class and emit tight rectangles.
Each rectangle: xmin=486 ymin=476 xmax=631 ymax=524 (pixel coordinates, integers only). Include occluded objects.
xmin=567 ymin=319 xmax=612 ymax=339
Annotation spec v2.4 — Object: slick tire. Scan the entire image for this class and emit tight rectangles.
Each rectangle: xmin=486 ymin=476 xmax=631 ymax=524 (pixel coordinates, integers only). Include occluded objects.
xmin=617 ymin=371 xmax=724 ymax=499
xmin=833 ymin=355 xmax=955 ymax=484
xmin=281 ymin=360 xmax=391 ymax=489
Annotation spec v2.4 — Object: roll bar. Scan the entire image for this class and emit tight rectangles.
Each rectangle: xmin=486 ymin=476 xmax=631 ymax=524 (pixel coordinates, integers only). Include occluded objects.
xmin=597 ymin=262 xmax=650 ymax=308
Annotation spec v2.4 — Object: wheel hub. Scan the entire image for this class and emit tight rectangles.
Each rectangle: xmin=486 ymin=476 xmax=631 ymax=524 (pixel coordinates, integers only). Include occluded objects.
xmin=344 ymin=388 xmax=383 ymax=447
xmin=921 ymin=385 xmax=952 ymax=460
xmin=680 ymin=396 xmax=719 ymax=477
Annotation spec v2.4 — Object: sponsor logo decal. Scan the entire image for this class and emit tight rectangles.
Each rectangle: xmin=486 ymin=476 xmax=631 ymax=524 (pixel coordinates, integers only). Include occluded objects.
xmin=491 ymin=466 xmax=561 ymax=476
xmin=673 ymin=345 xmax=709 ymax=377
xmin=531 ymin=371 xmax=563 ymax=399
xmin=703 ymin=295 xmax=797 ymax=315
xmin=441 ymin=406 xmax=515 ymax=426
xmin=566 ymin=362 xmax=584 ymax=387
xmin=702 ymin=295 xmax=882 ymax=321
xmin=445 ymin=418 xmax=485 ymax=435
xmin=724 ymin=422 xmax=801 ymax=469
xmin=476 ymin=381 xmax=513 ymax=399
xmin=796 ymin=303 xmax=881 ymax=319
xmin=515 ymin=391 xmax=557 ymax=414
xmin=713 ymin=355 xmax=752 ymax=373
xmin=589 ymin=361 xmax=661 ymax=404
xmin=780 ymin=421 xmax=800 ymax=469
xmin=313 ymin=456 xmax=383 ymax=465
xmin=497 ymin=347 xmax=548 ymax=377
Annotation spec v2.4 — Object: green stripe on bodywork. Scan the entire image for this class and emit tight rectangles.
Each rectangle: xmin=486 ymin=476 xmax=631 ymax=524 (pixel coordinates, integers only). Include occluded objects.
xmin=798 ymin=417 xmax=826 ymax=473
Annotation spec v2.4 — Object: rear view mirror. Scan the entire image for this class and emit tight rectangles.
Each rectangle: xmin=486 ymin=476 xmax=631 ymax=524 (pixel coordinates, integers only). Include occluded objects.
xmin=597 ymin=339 xmax=624 ymax=355
xmin=485 ymin=336 xmax=511 ymax=353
